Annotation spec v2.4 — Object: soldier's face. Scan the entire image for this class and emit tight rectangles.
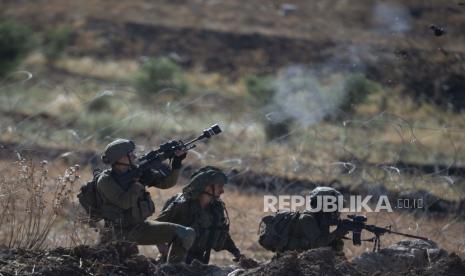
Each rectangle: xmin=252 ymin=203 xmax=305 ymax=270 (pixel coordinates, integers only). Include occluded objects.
xmin=114 ymin=151 xmax=137 ymax=173
xmin=204 ymin=181 xmax=225 ymax=198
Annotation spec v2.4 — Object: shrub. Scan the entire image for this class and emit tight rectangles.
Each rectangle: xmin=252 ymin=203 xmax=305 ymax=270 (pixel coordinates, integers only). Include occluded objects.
xmin=42 ymin=25 xmax=73 ymax=63
xmin=134 ymin=57 xmax=187 ymax=95
xmin=0 ymin=19 xmax=35 ymax=77
xmin=0 ymin=160 xmax=77 ymax=249
xmin=244 ymin=74 xmax=275 ymax=107
xmin=245 ymin=74 xmax=295 ymax=141
xmin=87 ymin=94 xmax=113 ymax=113
xmin=342 ymin=74 xmax=381 ymax=112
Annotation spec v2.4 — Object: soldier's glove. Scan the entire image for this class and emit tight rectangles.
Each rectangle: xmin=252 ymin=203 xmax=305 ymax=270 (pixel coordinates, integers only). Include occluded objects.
xmin=172 ymin=152 xmax=187 ymax=170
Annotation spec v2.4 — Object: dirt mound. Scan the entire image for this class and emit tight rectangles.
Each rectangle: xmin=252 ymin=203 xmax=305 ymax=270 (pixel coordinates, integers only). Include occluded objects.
xmin=0 ymin=242 xmax=233 ymax=276
xmin=352 ymin=239 xmax=465 ymax=276
xmin=240 ymin=248 xmax=362 ymax=276
xmin=0 ymin=240 xmax=464 ymax=275
xmin=239 ymin=240 xmax=465 ymax=276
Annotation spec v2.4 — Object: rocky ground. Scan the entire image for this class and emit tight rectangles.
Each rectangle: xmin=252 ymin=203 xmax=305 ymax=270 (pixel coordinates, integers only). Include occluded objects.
xmin=1 ymin=240 xmax=463 ymax=275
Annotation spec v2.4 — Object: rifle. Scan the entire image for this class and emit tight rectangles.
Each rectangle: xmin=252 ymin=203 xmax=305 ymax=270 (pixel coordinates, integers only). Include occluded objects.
xmin=340 ymin=214 xmax=429 ymax=252
xmin=116 ymin=124 xmax=222 ymax=189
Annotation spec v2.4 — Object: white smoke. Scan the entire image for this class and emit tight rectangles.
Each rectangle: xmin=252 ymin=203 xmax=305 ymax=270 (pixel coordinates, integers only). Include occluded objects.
xmin=266 ymin=65 xmax=347 ymax=127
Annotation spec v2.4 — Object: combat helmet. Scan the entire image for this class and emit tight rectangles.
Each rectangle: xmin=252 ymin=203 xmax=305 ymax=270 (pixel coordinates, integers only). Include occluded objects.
xmin=309 ymin=186 xmax=343 ymax=202
xmin=101 ymin=139 xmax=136 ymax=165
xmin=308 ymin=186 xmax=344 ymax=223
xmin=182 ymin=166 xmax=227 ymax=199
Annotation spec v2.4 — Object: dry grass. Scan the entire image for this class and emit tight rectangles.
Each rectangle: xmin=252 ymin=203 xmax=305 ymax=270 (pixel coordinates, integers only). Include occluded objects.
xmin=0 ymin=159 xmax=79 ymax=250
xmin=0 ymin=159 xmax=462 ymax=266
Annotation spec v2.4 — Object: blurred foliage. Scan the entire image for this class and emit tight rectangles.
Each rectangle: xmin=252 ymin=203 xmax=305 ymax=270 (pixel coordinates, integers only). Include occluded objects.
xmin=245 ymin=74 xmax=294 ymax=141
xmin=87 ymin=95 xmax=114 ymax=113
xmin=42 ymin=25 xmax=73 ymax=63
xmin=134 ymin=57 xmax=188 ymax=95
xmin=0 ymin=19 xmax=36 ymax=77
xmin=244 ymin=74 xmax=275 ymax=107
xmin=342 ymin=74 xmax=381 ymax=112
xmin=264 ymin=118 xmax=293 ymax=142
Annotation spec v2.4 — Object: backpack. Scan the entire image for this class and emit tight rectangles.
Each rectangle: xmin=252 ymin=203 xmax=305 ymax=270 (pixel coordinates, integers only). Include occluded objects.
xmin=77 ymin=168 xmax=106 ymax=222
xmin=258 ymin=211 xmax=300 ymax=252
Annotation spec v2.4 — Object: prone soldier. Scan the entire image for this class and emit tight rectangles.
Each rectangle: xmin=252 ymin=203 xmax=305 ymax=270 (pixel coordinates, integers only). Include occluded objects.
xmin=259 ymin=187 xmax=349 ymax=252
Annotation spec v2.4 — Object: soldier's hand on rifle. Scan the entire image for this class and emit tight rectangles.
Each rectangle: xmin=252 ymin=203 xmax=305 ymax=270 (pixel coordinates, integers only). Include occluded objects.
xmin=334 ymin=219 xmax=352 ymax=237
xmin=172 ymin=144 xmax=188 ymax=170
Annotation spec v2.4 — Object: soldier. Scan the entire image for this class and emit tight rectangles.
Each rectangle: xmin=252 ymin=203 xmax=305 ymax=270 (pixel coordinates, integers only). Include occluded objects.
xmin=287 ymin=187 xmax=349 ymax=251
xmin=259 ymin=187 xmax=350 ymax=252
xmin=157 ymin=166 xmax=253 ymax=265
xmin=96 ymin=139 xmax=195 ymax=263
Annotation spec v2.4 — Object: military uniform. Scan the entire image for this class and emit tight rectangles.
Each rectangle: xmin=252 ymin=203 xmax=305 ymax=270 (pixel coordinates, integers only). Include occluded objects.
xmin=157 ymin=193 xmax=240 ymax=263
xmin=96 ymin=139 xmax=195 ymax=263
xmin=285 ymin=211 xmax=345 ymax=252
xmin=259 ymin=187 xmax=347 ymax=253
xmin=157 ymin=166 xmax=241 ymax=264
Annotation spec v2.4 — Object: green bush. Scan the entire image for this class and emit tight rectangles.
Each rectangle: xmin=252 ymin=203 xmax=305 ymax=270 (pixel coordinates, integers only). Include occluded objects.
xmin=0 ymin=19 xmax=35 ymax=77
xmin=244 ymin=74 xmax=275 ymax=107
xmin=342 ymin=74 xmax=381 ymax=112
xmin=86 ymin=94 xmax=113 ymax=113
xmin=43 ymin=26 xmax=72 ymax=63
xmin=134 ymin=57 xmax=187 ymax=95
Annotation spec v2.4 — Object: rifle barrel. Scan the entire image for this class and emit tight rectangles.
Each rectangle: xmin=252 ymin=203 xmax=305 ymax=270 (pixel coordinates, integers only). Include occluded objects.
xmin=388 ymin=230 xmax=429 ymax=241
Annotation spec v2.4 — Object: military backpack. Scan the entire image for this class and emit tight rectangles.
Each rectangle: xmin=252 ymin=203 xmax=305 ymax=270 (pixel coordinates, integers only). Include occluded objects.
xmin=258 ymin=211 xmax=300 ymax=252
xmin=77 ymin=169 xmax=106 ymax=222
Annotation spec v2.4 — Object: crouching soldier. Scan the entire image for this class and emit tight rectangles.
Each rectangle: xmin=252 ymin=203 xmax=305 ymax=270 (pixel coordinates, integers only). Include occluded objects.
xmin=157 ymin=166 xmax=254 ymax=265
xmin=96 ymin=139 xmax=195 ymax=263
xmin=259 ymin=187 xmax=349 ymax=253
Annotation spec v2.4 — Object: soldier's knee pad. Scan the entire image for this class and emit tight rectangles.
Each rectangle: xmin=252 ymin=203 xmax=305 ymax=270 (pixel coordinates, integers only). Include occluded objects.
xmin=175 ymin=226 xmax=195 ymax=250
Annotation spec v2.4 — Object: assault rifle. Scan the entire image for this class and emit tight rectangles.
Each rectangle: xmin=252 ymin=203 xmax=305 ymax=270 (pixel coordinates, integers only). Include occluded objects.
xmin=116 ymin=124 xmax=222 ymax=189
xmin=339 ymin=215 xmax=429 ymax=252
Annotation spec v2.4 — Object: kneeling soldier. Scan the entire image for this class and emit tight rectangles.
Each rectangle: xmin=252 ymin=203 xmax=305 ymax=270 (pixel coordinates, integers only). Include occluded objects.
xmin=97 ymin=139 xmax=195 ymax=263
xmin=157 ymin=166 xmax=252 ymax=264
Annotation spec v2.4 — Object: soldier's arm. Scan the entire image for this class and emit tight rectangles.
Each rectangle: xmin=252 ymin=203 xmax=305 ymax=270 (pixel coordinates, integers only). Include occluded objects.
xmin=220 ymin=234 xmax=241 ymax=258
xmin=97 ymin=175 xmax=142 ymax=210
xmin=156 ymin=199 xmax=186 ymax=224
xmin=139 ymin=166 xmax=180 ymax=189
xmin=300 ymin=215 xmax=342 ymax=248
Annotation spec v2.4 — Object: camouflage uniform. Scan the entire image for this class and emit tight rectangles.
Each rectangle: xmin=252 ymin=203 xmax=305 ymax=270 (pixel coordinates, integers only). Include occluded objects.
xmin=97 ymin=139 xmax=195 ymax=263
xmin=157 ymin=167 xmax=241 ymax=264
xmin=289 ymin=187 xmax=346 ymax=252
xmin=285 ymin=211 xmax=345 ymax=252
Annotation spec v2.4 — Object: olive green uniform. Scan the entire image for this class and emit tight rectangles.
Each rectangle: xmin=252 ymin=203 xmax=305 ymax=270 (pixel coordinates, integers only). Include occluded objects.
xmin=286 ymin=211 xmax=344 ymax=252
xmin=157 ymin=193 xmax=241 ymax=263
xmin=97 ymin=168 xmax=191 ymax=263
